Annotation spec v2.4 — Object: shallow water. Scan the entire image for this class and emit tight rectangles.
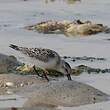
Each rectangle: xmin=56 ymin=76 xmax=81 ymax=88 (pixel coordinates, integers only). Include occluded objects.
xmin=0 ymin=94 xmax=27 ymax=108
xmin=0 ymin=0 xmax=110 ymax=108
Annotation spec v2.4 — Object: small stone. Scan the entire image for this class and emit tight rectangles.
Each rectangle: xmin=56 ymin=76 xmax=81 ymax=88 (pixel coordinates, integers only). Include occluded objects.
xmin=72 ymin=59 xmax=76 ymax=62
xmin=5 ymin=82 xmax=14 ymax=87
xmin=63 ymin=56 xmax=68 ymax=59
xmin=20 ymin=83 xmax=24 ymax=87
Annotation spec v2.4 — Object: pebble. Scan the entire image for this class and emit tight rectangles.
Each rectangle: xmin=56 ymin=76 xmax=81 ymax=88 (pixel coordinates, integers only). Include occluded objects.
xmin=5 ymin=82 xmax=14 ymax=87
xmin=20 ymin=83 xmax=24 ymax=87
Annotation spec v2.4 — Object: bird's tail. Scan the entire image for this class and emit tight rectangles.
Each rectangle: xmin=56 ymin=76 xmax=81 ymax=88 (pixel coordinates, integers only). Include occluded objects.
xmin=9 ymin=44 xmax=20 ymax=51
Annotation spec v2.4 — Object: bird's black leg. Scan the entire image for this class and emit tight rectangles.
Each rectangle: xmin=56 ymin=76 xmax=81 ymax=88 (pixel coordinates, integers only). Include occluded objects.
xmin=42 ymin=69 xmax=49 ymax=82
xmin=33 ymin=65 xmax=43 ymax=77
xmin=66 ymin=74 xmax=72 ymax=80
xmin=33 ymin=65 xmax=49 ymax=81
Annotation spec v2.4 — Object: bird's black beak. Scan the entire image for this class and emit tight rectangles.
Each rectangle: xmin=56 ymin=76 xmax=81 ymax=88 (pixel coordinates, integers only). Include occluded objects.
xmin=66 ymin=74 xmax=72 ymax=80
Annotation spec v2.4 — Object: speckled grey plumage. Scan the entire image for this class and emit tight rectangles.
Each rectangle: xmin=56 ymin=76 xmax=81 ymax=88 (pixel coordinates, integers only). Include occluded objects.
xmin=9 ymin=44 xmax=72 ymax=78
xmin=16 ymin=47 xmax=60 ymax=63
xmin=9 ymin=44 xmax=60 ymax=65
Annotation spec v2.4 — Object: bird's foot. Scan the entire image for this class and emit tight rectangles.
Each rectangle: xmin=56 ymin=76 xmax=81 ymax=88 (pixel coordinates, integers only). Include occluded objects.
xmin=33 ymin=65 xmax=49 ymax=81
xmin=42 ymin=68 xmax=49 ymax=81
xmin=66 ymin=74 xmax=72 ymax=80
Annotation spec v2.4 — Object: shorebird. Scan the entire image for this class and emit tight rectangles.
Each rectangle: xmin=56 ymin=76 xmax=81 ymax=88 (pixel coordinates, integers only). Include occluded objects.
xmin=9 ymin=44 xmax=72 ymax=81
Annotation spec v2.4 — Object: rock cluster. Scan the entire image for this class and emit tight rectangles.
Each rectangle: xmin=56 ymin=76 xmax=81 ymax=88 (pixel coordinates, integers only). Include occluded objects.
xmin=16 ymin=64 xmax=110 ymax=77
xmin=0 ymin=74 xmax=46 ymax=95
xmin=72 ymin=65 xmax=110 ymax=75
xmin=23 ymin=80 xmax=109 ymax=107
xmin=63 ymin=56 xmax=106 ymax=62
xmin=45 ymin=0 xmax=81 ymax=4
xmin=25 ymin=20 xmax=110 ymax=36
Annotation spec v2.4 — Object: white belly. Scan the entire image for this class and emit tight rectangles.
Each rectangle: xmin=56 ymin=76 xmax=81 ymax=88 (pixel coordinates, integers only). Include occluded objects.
xmin=23 ymin=55 xmax=58 ymax=69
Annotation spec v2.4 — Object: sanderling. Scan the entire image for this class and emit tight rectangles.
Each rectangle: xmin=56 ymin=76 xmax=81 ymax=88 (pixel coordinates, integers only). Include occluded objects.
xmin=9 ymin=44 xmax=72 ymax=81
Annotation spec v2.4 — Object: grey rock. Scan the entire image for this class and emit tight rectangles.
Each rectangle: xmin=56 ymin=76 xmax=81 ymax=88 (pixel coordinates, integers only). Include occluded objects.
xmin=0 ymin=53 xmax=21 ymax=73
xmin=23 ymin=80 xmax=109 ymax=107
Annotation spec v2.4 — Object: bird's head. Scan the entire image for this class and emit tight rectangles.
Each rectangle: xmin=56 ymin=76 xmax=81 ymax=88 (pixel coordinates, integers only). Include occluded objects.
xmin=59 ymin=60 xmax=72 ymax=80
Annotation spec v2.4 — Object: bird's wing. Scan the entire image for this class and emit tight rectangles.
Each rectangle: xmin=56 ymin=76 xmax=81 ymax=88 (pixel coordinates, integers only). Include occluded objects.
xmin=19 ymin=47 xmax=58 ymax=62
xmin=9 ymin=44 xmax=60 ymax=62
